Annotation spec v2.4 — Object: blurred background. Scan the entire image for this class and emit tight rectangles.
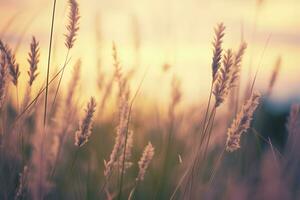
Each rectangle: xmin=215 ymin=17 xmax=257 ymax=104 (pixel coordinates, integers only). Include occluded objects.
xmin=1 ymin=0 xmax=300 ymax=107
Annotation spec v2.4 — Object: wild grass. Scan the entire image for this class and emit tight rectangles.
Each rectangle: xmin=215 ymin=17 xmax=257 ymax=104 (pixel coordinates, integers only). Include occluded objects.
xmin=0 ymin=1 xmax=299 ymax=200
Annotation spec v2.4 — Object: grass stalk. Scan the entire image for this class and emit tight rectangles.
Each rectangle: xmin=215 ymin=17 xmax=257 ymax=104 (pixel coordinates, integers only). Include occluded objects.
xmin=44 ymin=0 xmax=57 ymax=127
xmin=116 ymin=67 xmax=148 ymax=200
xmin=50 ymin=50 xmax=70 ymax=112
xmin=208 ymin=148 xmax=225 ymax=186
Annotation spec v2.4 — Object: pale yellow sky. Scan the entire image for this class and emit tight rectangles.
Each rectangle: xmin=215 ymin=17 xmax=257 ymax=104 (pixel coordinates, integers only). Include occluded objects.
xmin=1 ymin=0 xmax=300 ymax=106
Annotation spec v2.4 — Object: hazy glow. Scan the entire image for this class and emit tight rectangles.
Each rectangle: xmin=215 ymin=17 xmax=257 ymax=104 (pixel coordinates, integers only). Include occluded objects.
xmin=1 ymin=0 xmax=300 ymax=106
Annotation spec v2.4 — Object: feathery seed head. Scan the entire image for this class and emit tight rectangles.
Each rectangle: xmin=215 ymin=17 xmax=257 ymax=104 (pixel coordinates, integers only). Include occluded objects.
xmin=226 ymin=92 xmax=261 ymax=152
xmin=65 ymin=0 xmax=80 ymax=49
xmin=114 ymin=130 xmax=134 ymax=173
xmin=28 ymin=36 xmax=40 ymax=86
xmin=112 ymin=43 xmax=130 ymax=102
xmin=104 ymin=92 xmax=130 ymax=178
xmin=212 ymin=23 xmax=226 ymax=82
xmin=169 ymin=76 xmax=182 ymax=121
xmin=112 ymin=42 xmax=122 ymax=83
xmin=136 ymin=142 xmax=155 ymax=182
xmin=0 ymin=53 xmax=7 ymax=108
xmin=229 ymin=42 xmax=247 ymax=88
xmin=171 ymin=76 xmax=182 ymax=106
xmin=0 ymin=40 xmax=20 ymax=86
xmin=267 ymin=56 xmax=281 ymax=96
xmin=234 ymin=42 xmax=247 ymax=69
xmin=213 ymin=49 xmax=234 ymax=107
xmin=75 ymin=97 xmax=96 ymax=147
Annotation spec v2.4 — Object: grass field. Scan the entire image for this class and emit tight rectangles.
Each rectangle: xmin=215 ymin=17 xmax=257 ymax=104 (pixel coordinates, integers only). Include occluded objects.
xmin=0 ymin=0 xmax=300 ymax=199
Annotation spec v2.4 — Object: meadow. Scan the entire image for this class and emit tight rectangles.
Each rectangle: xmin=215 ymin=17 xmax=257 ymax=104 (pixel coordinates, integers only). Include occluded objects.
xmin=0 ymin=0 xmax=300 ymax=199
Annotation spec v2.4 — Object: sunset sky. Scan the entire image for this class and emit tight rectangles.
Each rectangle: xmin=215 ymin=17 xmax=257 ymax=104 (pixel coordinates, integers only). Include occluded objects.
xmin=1 ymin=0 xmax=300 ymax=106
